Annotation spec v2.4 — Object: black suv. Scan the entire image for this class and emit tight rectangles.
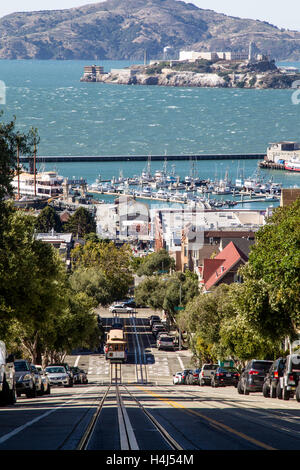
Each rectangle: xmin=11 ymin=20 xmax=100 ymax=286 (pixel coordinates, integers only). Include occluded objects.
xmin=262 ymin=358 xmax=286 ymax=398
xmin=237 ymin=359 xmax=274 ymax=395
xmin=211 ymin=367 xmax=240 ymax=388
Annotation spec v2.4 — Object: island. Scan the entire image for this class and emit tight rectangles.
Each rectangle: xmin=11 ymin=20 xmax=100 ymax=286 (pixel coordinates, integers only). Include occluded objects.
xmin=80 ymin=55 xmax=300 ymax=89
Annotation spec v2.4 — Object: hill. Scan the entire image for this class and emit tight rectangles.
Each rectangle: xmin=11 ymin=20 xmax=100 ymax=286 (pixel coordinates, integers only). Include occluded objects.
xmin=1 ymin=0 xmax=300 ymax=60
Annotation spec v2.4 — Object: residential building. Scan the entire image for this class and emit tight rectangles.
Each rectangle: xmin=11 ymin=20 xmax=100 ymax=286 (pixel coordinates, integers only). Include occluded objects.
xmin=35 ymin=230 xmax=74 ymax=269
xmin=198 ymin=241 xmax=249 ymax=292
xmin=154 ymin=208 xmax=264 ymax=271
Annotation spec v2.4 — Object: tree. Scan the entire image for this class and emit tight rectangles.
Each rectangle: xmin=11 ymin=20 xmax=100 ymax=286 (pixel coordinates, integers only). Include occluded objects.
xmin=0 ymin=113 xmax=36 ymax=234
xmin=70 ymin=240 xmax=134 ymax=305
xmin=136 ymin=249 xmax=175 ymax=276
xmin=64 ymin=207 xmax=96 ymax=238
xmin=239 ymin=199 xmax=300 ymax=343
xmin=35 ymin=205 xmax=62 ymax=233
xmin=135 ymin=270 xmax=199 ymax=322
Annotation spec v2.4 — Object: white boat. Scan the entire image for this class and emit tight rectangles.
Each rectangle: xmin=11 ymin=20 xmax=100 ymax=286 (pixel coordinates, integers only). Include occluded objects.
xmin=285 ymin=158 xmax=300 ymax=172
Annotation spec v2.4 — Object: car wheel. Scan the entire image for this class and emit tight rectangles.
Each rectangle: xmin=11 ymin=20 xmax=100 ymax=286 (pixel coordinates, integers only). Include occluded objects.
xmin=283 ymin=387 xmax=290 ymax=401
xmin=276 ymin=382 xmax=283 ymax=399
xmin=296 ymin=385 xmax=300 ymax=403
xmin=243 ymin=382 xmax=249 ymax=395
xmin=26 ymin=384 xmax=36 ymax=398
xmin=262 ymin=382 xmax=270 ymax=398
xmin=45 ymin=384 xmax=51 ymax=395
xmin=199 ymin=379 xmax=205 ymax=386
xmin=270 ymin=384 xmax=276 ymax=398
xmin=237 ymin=381 xmax=243 ymax=394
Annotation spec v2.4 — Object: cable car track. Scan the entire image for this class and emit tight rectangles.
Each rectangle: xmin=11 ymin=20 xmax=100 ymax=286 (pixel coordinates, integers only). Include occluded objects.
xmin=76 ymin=384 xmax=183 ymax=450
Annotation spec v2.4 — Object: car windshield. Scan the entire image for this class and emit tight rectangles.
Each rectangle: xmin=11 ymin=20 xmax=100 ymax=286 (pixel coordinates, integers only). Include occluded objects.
xmin=46 ymin=367 xmax=65 ymax=373
xmin=291 ymin=358 xmax=300 ymax=371
xmin=252 ymin=361 xmax=273 ymax=371
xmin=203 ymin=364 xmax=218 ymax=370
xmin=220 ymin=367 xmax=239 ymax=373
xmin=160 ymin=337 xmax=173 ymax=342
xmin=14 ymin=361 xmax=30 ymax=371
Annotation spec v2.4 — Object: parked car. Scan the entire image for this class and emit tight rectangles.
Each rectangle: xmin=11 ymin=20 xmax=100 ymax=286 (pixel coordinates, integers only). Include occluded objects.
xmin=122 ymin=300 xmax=136 ymax=309
xmin=45 ymin=366 xmax=72 ymax=387
xmin=181 ymin=369 xmax=193 ymax=385
xmin=149 ymin=315 xmax=161 ymax=328
xmin=109 ymin=304 xmax=134 ymax=314
xmin=157 ymin=335 xmax=175 ymax=351
xmin=52 ymin=362 xmax=74 ymax=386
xmin=35 ymin=365 xmax=51 ymax=395
xmin=186 ymin=369 xmax=200 ymax=385
xmin=199 ymin=364 xmax=219 ymax=386
xmin=237 ymin=359 xmax=274 ymax=395
xmin=262 ymin=358 xmax=286 ymax=398
xmin=30 ymin=364 xmax=44 ymax=396
xmin=152 ymin=324 xmax=167 ymax=338
xmin=277 ymin=354 xmax=300 ymax=401
xmin=14 ymin=359 xmax=37 ymax=398
xmin=71 ymin=366 xmax=88 ymax=384
xmin=173 ymin=372 xmax=183 ymax=385
xmin=210 ymin=367 xmax=240 ymax=387
xmin=0 ymin=341 xmax=16 ymax=405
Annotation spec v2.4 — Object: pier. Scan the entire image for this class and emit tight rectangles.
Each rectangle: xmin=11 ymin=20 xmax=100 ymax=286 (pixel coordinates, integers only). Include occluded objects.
xmin=19 ymin=153 xmax=265 ymax=163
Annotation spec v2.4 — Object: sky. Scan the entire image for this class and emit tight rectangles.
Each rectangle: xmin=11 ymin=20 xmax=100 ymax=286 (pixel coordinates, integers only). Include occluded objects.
xmin=0 ymin=0 xmax=299 ymax=32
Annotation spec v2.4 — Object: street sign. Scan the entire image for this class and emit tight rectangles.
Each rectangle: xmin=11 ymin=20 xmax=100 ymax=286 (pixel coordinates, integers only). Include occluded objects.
xmin=175 ymin=307 xmax=184 ymax=311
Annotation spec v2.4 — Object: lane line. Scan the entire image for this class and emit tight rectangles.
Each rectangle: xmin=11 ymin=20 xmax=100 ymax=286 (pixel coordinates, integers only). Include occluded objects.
xmin=0 ymin=390 xmax=92 ymax=445
xmin=135 ymin=386 xmax=276 ymax=451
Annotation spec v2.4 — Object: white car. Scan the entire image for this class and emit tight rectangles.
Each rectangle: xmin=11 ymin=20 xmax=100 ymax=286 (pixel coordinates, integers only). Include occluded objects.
xmin=108 ymin=304 xmax=134 ymax=314
xmin=45 ymin=366 xmax=71 ymax=387
xmin=173 ymin=372 xmax=183 ymax=385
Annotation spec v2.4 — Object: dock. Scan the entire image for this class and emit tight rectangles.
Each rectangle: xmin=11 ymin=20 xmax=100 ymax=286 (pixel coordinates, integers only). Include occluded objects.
xmin=19 ymin=153 xmax=265 ymax=163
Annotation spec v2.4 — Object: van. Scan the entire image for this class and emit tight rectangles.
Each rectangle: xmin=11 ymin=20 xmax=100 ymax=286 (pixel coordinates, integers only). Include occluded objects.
xmin=0 ymin=341 xmax=16 ymax=405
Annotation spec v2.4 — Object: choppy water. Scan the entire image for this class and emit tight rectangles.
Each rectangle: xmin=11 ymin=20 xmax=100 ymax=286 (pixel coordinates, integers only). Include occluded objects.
xmin=0 ymin=59 xmax=299 ymax=210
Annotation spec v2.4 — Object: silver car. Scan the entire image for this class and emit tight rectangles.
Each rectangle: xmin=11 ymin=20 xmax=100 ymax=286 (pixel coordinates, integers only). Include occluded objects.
xmin=108 ymin=304 xmax=134 ymax=314
xmin=45 ymin=366 xmax=72 ymax=387
xmin=35 ymin=365 xmax=51 ymax=395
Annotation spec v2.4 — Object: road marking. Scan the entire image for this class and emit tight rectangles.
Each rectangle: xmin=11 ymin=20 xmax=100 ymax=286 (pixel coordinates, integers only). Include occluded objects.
xmin=136 ymin=386 xmax=276 ymax=451
xmin=177 ymin=356 xmax=185 ymax=369
xmin=74 ymin=355 xmax=80 ymax=367
xmin=0 ymin=391 xmax=91 ymax=445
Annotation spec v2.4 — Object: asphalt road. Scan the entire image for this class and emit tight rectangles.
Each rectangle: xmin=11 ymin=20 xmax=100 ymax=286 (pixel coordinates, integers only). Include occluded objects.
xmin=0 ymin=309 xmax=299 ymax=452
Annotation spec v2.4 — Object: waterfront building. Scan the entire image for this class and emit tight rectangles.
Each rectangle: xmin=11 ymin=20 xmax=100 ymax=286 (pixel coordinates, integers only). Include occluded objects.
xmin=80 ymin=64 xmax=105 ymax=81
xmin=267 ymin=141 xmax=300 ymax=164
xmin=11 ymin=170 xmax=63 ymax=199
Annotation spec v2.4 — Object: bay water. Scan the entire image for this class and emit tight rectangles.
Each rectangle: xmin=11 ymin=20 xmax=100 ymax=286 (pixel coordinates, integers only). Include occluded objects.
xmin=0 ymin=59 xmax=299 ymax=209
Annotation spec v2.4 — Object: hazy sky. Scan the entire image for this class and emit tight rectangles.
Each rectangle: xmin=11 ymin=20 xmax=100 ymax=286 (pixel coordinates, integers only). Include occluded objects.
xmin=0 ymin=0 xmax=299 ymax=31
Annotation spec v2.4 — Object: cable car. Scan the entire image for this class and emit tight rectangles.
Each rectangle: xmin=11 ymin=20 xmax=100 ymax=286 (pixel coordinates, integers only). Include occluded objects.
xmin=105 ymin=328 xmax=127 ymax=363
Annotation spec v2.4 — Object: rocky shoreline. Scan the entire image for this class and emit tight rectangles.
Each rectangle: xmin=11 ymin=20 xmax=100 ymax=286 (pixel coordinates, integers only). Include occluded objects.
xmin=81 ymin=61 xmax=300 ymax=89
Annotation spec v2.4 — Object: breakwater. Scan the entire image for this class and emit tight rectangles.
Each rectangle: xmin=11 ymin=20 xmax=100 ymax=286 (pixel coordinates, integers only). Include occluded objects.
xmin=20 ymin=153 xmax=264 ymax=163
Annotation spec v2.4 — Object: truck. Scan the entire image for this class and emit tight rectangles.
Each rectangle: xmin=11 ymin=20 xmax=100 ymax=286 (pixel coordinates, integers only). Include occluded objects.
xmin=0 ymin=341 xmax=16 ymax=405
xmin=278 ymin=354 xmax=300 ymax=401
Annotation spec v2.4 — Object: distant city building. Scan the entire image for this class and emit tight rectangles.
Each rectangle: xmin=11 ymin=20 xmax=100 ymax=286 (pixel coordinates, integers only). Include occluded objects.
xmin=80 ymin=64 xmax=105 ymax=81
xmin=179 ymin=42 xmax=267 ymax=63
